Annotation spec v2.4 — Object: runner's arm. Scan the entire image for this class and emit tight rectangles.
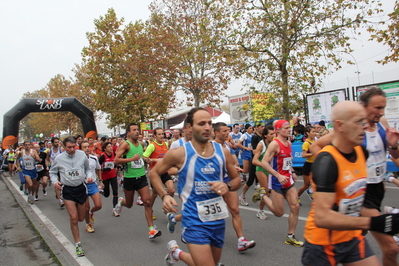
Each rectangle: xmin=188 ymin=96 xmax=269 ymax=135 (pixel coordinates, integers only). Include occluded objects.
xmin=114 ymin=142 xmax=140 ymax=164
xmin=251 ymin=142 xmax=263 ymax=167
xmin=310 ymin=132 xmax=334 ymax=156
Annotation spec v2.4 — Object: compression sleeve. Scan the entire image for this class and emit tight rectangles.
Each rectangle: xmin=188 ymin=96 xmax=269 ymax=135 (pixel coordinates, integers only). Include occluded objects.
xmin=312 ymin=152 xmax=338 ymax=193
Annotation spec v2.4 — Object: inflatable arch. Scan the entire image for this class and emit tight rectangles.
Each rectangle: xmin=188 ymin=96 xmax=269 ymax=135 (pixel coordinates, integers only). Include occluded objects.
xmin=2 ymin=97 xmax=97 ymax=150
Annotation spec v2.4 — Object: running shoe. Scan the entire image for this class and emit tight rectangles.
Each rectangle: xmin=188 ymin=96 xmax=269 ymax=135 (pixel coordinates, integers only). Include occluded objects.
xmin=254 ymin=183 xmax=260 ymax=190
xmin=27 ymin=195 xmax=32 ymax=204
xmin=86 ymin=223 xmax=95 ymax=233
xmin=112 ymin=208 xmax=120 ymax=217
xmin=149 ymin=226 xmax=162 ymax=239
xmin=89 ymin=212 xmax=95 ymax=224
xmin=34 ymin=195 xmax=39 ymax=201
xmin=306 ymin=189 xmax=314 ymax=201
xmin=24 ymin=190 xmax=28 ymax=195
xmin=238 ymin=239 xmax=256 ymax=252
xmin=20 ymin=184 xmax=23 ymax=191
xmin=242 ymin=174 xmax=247 ymax=182
xmin=297 ymin=198 xmax=302 ymax=206
xmin=383 ymin=172 xmax=396 ymax=183
xmin=165 ymin=240 xmax=180 ymax=265
xmin=167 ymin=213 xmax=177 ymax=233
xmin=256 ymin=210 xmax=268 ymax=220
xmin=43 ymin=189 xmax=47 ymax=196
xmin=239 ymin=195 xmax=249 ymax=206
xmin=76 ymin=243 xmax=85 ymax=257
xmin=252 ymin=187 xmax=266 ymax=203
xmin=285 ymin=235 xmax=304 ymax=247
xmin=59 ymin=199 xmax=65 ymax=208
xmin=136 ymin=196 xmax=144 ymax=206
xmin=384 ymin=206 xmax=399 ymax=214
xmin=115 ymin=197 xmax=124 ymax=216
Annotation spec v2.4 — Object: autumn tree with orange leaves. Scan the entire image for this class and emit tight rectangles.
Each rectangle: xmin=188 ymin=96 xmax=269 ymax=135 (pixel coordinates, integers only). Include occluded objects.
xmin=81 ymin=8 xmax=177 ymax=126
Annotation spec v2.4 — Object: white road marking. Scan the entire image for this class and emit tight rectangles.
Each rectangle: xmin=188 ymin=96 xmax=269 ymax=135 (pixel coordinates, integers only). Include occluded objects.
xmin=7 ymin=176 xmax=94 ymax=266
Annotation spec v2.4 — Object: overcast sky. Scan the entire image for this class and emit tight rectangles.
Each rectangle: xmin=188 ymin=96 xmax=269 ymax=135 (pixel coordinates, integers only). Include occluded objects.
xmin=1 ymin=0 xmax=398 ymax=136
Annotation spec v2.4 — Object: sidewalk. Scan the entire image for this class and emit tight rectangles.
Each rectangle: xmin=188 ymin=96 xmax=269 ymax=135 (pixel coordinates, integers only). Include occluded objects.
xmin=0 ymin=172 xmax=77 ymax=266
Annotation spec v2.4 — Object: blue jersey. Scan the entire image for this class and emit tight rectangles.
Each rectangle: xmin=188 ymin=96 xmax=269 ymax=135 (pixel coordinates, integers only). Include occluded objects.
xmin=178 ymin=141 xmax=227 ymax=227
xmin=229 ymin=132 xmax=242 ymax=154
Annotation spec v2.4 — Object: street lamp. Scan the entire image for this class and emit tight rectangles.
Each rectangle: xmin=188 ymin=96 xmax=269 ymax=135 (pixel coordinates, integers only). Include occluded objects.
xmin=348 ymin=53 xmax=360 ymax=86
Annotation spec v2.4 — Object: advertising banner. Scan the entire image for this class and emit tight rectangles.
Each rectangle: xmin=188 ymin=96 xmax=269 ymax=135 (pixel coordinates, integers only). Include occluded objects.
xmin=228 ymin=94 xmax=251 ymax=124
xmin=306 ymin=89 xmax=346 ymax=127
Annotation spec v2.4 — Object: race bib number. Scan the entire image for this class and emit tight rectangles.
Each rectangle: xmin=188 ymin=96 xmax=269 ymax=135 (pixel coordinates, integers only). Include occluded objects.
xmin=282 ymin=157 xmax=292 ymax=170
xmin=36 ymin=164 xmax=44 ymax=172
xmin=367 ymin=161 xmax=386 ymax=183
xmin=104 ymin=162 xmax=114 ymax=169
xmin=339 ymin=196 xmax=364 ymax=217
xmin=196 ymin=196 xmax=229 ymax=222
xmin=24 ymin=160 xmax=35 ymax=170
xmin=131 ymin=158 xmax=144 ymax=169
xmin=66 ymin=169 xmax=83 ymax=180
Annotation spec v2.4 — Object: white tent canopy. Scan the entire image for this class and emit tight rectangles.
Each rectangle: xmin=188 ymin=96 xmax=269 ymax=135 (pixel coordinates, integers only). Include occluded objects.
xmin=170 ymin=120 xmax=184 ymax=129
xmin=212 ymin=112 xmax=231 ymax=124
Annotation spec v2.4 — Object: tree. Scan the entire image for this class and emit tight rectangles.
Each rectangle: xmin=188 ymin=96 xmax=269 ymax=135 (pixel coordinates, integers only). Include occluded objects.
xmin=81 ymin=8 xmax=176 ymax=125
xmin=371 ymin=1 xmax=399 ymax=64
xmin=210 ymin=0 xmax=383 ymax=120
xmin=149 ymin=0 xmax=239 ymax=107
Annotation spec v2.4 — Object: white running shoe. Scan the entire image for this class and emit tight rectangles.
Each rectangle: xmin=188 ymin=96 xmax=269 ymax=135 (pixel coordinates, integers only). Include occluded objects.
xmin=384 ymin=205 xmax=399 ymax=214
xmin=256 ymin=210 xmax=268 ymax=220
xmin=59 ymin=198 xmax=65 ymax=208
xmin=238 ymin=239 xmax=256 ymax=252
xmin=165 ymin=240 xmax=180 ymax=265
xmin=239 ymin=195 xmax=249 ymax=206
xmin=115 ymin=197 xmax=124 ymax=216
xmin=136 ymin=196 xmax=144 ymax=205
xmin=254 ymin=183 xmax=260 ymax=190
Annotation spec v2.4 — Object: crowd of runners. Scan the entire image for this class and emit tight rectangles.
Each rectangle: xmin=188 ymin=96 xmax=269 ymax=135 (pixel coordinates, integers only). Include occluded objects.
xmin=2 ymin=86 xmax=399 ymax=265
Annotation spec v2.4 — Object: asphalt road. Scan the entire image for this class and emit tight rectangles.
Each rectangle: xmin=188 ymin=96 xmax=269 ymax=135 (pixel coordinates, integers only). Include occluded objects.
xmin=3 ymin=172 xmax=399 ymax=266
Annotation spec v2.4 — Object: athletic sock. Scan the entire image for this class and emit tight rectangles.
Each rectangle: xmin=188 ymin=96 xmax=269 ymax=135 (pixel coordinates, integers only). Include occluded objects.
xmin=173 ymin=249 xmax=182 ymax=260
xmin=238 ymin=237 xmax=244 ymax=242
xmin=149 ymin=226 xmax=154 ymax=231
xmin=76 ymin=242 xmax=81 ymax=247
xmin=171 ymin=217 xmax=176 ymax=223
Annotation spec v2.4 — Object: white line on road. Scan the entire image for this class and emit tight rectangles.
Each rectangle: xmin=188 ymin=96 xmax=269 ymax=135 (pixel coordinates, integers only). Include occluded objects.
xmin=7 ymin=176 xmax=94 ymax=266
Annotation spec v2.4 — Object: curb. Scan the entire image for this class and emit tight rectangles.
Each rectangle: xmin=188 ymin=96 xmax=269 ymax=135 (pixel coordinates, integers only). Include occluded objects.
xmin=1 ymin=173 xmax=80 ymax=266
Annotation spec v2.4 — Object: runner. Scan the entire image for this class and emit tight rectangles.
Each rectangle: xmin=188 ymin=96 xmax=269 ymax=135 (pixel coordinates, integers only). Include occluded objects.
xmin=49 ymin=136 xmax=92 ymax=257
xmin=297 ymin=126 xmax=316 ymax=206
xmin=239 ymin=123 xmax=263 ymax=205
xmin=301 ymin=100 xmax=399 ymax=266
xmin=80 ymin=141 xmax=102 ymax=233
xmin=5 ymin=145 xmax=16 ymax=177
xmin=213 ymin=122 xmax=256 ymax=252
xmin=98 ymin=142 xmax=120 ymax=216
xmin=252 ymin=120 xmax=304 ymax=247
xmin=251 ymin=125 xmax=275 ymax=220
xmin=16 ymin=141 xmax=41 ymax=204
xmin=311 ymin=87 xmax=399 ymax=265
xmin=47 ymin=137 xmax=65 ymax=207
xmin=149 ymin=107 xmax=241 ymax=266
xmin=143 ymin=127 xmax=175 ymax=220
xmin=114 ymin=123 xmax=161 ymax=239
xmin=33 ymin=143 xmax=49 ymax=200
